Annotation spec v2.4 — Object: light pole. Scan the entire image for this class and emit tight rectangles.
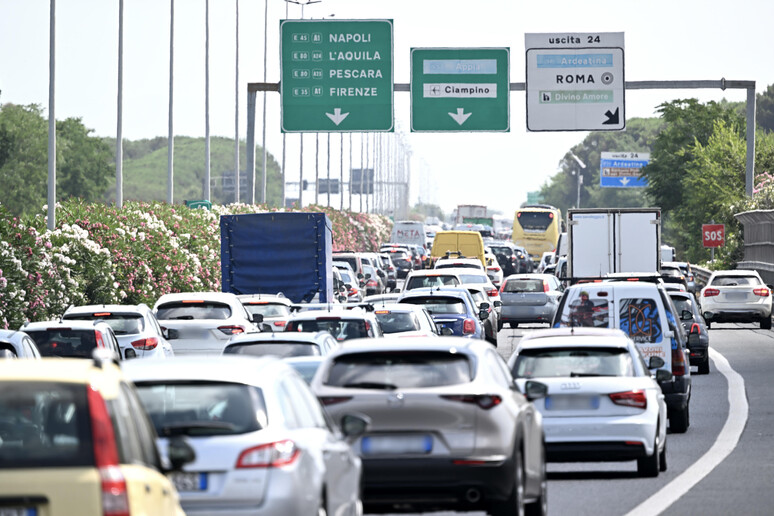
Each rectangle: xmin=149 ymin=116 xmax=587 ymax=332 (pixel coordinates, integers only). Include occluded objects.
xmin=569 ymin=151 xmax=586 ymax=209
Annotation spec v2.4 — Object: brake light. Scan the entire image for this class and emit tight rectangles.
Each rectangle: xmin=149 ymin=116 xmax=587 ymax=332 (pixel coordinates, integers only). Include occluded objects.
xmin=672 ymin=347 xmax=687 ymax=376
xmin=703 ymin=288 xmax=720 ymax=297
xmin=609 ymin=390 xmax=647 ymax=409
xmin=364 ymin=321 xmax=372 ymax=332
xmin=488 ymin=266 xmax=501 ymax=273
xmin=499 ymin=283 xmax=506 ymax=294
xmin=543 ymin=281 xmax=550 ymax=293
xmin=95 ymin=330 xmax=105 ymax=349
xmin=93 ymin=312 xmax=112 ymax=317
xmin=273 ymin=321 xmax=286 ymax=327
xmin=349 ymin=287 xmax=359 ymax=295
xmin=486 ymin=288 xmax=498 ymax=297
xmin=236 ymin=440 xmax=299 ymax=468
xmin=441 ymin=394 xmax=502 ymax=410
xmin=690 ymin=323 xmax=701 ymax=335
xmin=218 ymin=325 xmax=245 ymax=335
xmin=130 ymin=337 xmax=158 ymax=350
xmin=318 ymin=396 xmax=353 ymax=406
xmin=463 ymin=318 xmax=476 ymax=334
xmin=366 ymin=279 xmax=378 ymax=287
xmin=754 ymin=288 xmax=770 ymax=297
xmin=88 ymin=387 xmax=130 ymax=516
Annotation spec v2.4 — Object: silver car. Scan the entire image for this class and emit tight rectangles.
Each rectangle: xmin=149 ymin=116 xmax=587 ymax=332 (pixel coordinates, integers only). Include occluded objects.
xmin=223 ymin=330 xmax=339 ymax=357
xmin=499 ymin=274 xmax=564 ymax=328
xmin=312 ymin=337 xmax=548 ymax=515
xmin=123 ymin=355 xmax=368 ymax=516
xmin=0 ymin=329 xmax=41 ymax=359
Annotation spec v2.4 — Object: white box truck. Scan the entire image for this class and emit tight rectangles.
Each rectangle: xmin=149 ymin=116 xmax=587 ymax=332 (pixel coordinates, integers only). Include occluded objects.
xmin=567 ymin=208 xmax=661 ymax=280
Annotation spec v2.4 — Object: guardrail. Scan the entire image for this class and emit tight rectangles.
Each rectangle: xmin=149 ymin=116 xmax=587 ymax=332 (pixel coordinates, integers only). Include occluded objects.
xmin=692 ymin=265 xmax=712 ymax=288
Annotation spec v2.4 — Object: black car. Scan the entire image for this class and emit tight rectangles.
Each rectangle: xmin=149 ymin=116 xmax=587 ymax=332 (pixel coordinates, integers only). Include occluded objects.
xmin=669 ymin=291 xmax=710 ymax=374
xmin=488 ymin=242 xmax=532 ymax=276
xmin=382 ymin=249 xmax=413 ymax=279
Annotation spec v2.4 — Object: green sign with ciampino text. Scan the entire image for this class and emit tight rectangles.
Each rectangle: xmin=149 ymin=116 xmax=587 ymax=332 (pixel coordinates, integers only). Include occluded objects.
xmin=410 ymin=48 xmax=509 ymax=132
xmin=280 ymin=19 xmax=394 ymax=133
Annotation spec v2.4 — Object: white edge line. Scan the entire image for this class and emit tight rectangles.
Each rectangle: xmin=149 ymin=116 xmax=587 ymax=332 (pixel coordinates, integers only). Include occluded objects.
xmin=623 ymin=348 xmax=748 ymax=516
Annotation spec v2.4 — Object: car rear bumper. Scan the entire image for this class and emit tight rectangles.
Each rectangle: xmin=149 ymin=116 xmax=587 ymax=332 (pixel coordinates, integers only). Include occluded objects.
xmin=704 ymin=308 xmax=771 ymax=323
xmin=501 ymin=304 xmax=556 ymax=323
xmin=546 ymin=441 xmax=650 ymax=462
xmin=361 ymin=456 xmax=514 ymax=512
xmin=660 ymin=376 xmax=690 ymax=411
xmin=542 ymin=413 xmax=657 ymax=458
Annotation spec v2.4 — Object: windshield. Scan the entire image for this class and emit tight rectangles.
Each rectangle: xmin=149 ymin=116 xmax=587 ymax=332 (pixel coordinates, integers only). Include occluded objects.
xmin=26 ymin=329 xmax=99 ymax=358
xmin=374 ymin=311 xmax=421 ymax=333
xmin=224 ymin=342 xmax=320 ymax=357
xmin=406 ymin=275 xmax=459 ymax=289
xmin=286 ymin=318 xmax=369 ymax=341
xmin=324 ymin=351 xmax=473 ymax=388
xmin=512 ymin=347 xmax=633 ymax=378
xmin=156 ymin=301 xmax=232 ymax=320
xmin=63 ymin=313 xmax=144 ymax=335
xmin=503 ymin=279 xmax=544 ymax=293
xmin=401 ymin=296 xmax=467 ymax=315
xmin=242 ymin=303 xmax=290 ymax=318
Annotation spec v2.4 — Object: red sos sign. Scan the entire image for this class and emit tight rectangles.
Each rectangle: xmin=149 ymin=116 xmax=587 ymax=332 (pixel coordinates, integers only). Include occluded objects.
xmin=702 ymin=224 xmax=725 ymax=248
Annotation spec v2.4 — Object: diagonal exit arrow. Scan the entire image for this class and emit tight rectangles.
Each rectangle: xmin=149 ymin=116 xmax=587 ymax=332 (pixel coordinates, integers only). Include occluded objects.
xmin=448 ymin=108 xmax=472 ymax=126
xmin=326 ymin=108 xmax=350 ymax=126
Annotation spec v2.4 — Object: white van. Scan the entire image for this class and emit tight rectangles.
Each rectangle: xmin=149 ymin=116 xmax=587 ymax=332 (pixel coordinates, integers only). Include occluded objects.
xmin=391 ymin=220 xmax=427 ymax=249
xmin=660 ymin=245 xmax=676 ymax=262
xmin=552 ymin=280 xmax=693 ymax=433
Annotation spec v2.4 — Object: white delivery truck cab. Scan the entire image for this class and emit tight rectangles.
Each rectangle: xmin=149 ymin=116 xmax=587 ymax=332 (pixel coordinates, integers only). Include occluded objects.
xmin=567 ymin=208 xmax=661 ymax=280
xmin=391 ymin=221 xmax=427 ymax=249
xmin=660 ymin=245 xmax=676 ymax=263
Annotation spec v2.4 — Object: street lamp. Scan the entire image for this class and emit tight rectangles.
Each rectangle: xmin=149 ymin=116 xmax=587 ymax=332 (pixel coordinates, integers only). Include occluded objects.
xmin=569 ymin=151 xmax=586 ymax=209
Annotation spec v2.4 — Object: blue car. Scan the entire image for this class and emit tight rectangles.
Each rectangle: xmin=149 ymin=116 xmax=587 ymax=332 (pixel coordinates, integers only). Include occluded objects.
xmin=398 ymin=287 xmax=487 ymax=340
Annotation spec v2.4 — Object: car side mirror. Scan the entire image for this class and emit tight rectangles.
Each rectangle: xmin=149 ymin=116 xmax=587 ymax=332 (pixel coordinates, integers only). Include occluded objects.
xmin=524 ymin=380 xmax=548 ymax=401
xmin=681 ymin=309 xmax=693 ymax=321
xmin=166 ymin=328 xmax=179 ymax=340
xmin=340 ymin=414 xmax=370 ymax=442
xmin=478 ymin=309 xmax=489 ymax=321
xmin=393 ymin=288 xmax=401 ymax=293
xmin=261 ymin=323 xmax=272 ymax=332
xmin=493 ymin=300 xmax=502 ymax=308
xmin=438 ymin=325 xmax=454 ymax=336
xmin=648 ymin=356 xmax=665 ymax=369
xmin=479 ymin=302 xmax=491 ymax=311
xmin=357 ymin=273 xmax=364 ymax=279
xmin=655 ymin=369 xmax=673 ymax=382
xmin=251 ymin=313 xmax=264 ymax=324
xmin=165 ymin=436 xmax=196 ymax=472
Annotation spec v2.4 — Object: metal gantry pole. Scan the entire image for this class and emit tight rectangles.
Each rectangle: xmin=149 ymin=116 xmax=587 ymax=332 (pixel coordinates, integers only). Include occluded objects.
xmin=299 ymin=135 xmax=304 ymax=207
xmin=116 ymin=0 xmax=124 ymax=209
xmin=47 ymin=0 xmax=56 ymax=231
xmin=204 ymin=0 xmax=211 ymax=201
xmin=339 ymin=133 xmax=344 ymax=210
xmin=261 ymin=0 xmax=268 ymax=204
xmin=348 ymin=133 xmax=352 ymax=210
xmin=315 ymin=132 xmax=319 ymax=205
xmin=167 ymin=0 xmax=175 ymax=205
xmin=234 ymin=0 xmax=240 ymax=204
xmin=326 ymin=133 xmax=331 ymax=207
xmin=359 ymin=133 xmax=364 ymax=212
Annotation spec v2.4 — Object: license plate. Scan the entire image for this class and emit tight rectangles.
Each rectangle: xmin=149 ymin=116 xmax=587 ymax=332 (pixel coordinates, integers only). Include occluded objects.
xmin=168 ymin=472 xmax=208 ymax=492
xmin=725 ymin=292 xmax=748 ymax=301
xmin=544 ymin=395 xmax=599 ymax=411
xmin=361 ymin=435 xmax=433 ymax=455
xmin=0 ymin=509 xmax=37 ymax=516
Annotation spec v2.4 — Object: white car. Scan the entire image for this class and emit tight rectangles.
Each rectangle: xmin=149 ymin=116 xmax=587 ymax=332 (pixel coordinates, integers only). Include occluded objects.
xmin=485 ymin=250 xmax=504 ymax=287
xmin=371 ymin=303 xmax=440 ymax=337
xmin=237 ymin=294 xmax=294 ymax=331
xmin=123 ymin=355 xmax=368 ymax=516
xmin=153 ymin=292 xmax=260 ymax=355
xmin=62 ymin=303 xmax=175 ymax=359
xmin=223 ymin=330 xmax=340 ymax=357
xmin=0 ymin=329 xmax=41 ymax=358
xmin=507 ymin=327 xmax=670 ymax=477
xmin=699 ymin=269 xmax=773 ymax=329
xmin=285 ymin=306 xmax=384 ymax=341
xmin=402 ymin=269 xmax=462 ymax=291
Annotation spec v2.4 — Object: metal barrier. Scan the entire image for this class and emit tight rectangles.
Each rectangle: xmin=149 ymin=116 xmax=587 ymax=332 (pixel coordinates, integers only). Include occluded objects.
xmin=692 ymin=265 xmax=712 ymax=288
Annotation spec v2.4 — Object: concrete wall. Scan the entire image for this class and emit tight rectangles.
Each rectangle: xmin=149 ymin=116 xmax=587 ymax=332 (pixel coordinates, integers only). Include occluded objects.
xmin=735 ymin=209 xmax=774 ymax=285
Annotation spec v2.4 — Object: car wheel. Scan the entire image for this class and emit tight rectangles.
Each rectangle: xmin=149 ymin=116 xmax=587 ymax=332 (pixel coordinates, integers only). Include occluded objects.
xmin=698 ymin=360 xmax=710 ymax=375
xmin=525 ymin=446 xmax=548 ymax=516
xmin=489 ymin=447 xmax=525 ymax=516
xmin=761 ymin=317 xmax=772 ymax=330
xmin=659 ymin=436 xmax=668 ymax=472
xmin=706 ymin=320 xmax=711 ymax=329
xmin=509 ymin=322 xmax=519 ymax=329
xmin=669 ymin=404 xmax=690 ymax=433
xmin=317 ymin=491 xmax=328 ymax=516
xmin=637 ymin=433 xmax=660 ymax=477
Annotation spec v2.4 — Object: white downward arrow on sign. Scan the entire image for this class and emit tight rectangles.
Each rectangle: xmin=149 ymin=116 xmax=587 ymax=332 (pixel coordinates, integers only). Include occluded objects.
xmin=620 ymin=177 xmax=631 ymax=186
xmin=448 ymin=108 xmax=472 ymax=126
xmin=326 ymin=108 xmax=350 ymax=126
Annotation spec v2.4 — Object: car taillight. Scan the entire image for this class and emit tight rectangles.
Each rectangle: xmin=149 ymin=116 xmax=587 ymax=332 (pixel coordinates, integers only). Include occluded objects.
xmin=273 ymin=321 xmax=287 ymax=327
xmin=349 ymin=287 xmax=359 ymax=295
xmin=88 ymin=387 xmax=130 ymax=516
xmin=441 ymin=394 xmax=502 ymax=410
xmin=703 ymin=288 xmax=720 ymax=297
xmin=95 ymin=330 xmax=105 ymax=349
xmin=486 ymin=288 xmax=498 ymax=297
xmin=754 ymin=288 xmax=770 ymax=297
xmin=499 ymin=283 xmax=507 ymax=294
xmin=318 ymin=396 xmax=353 ymax=406
xmin=366 ymin=279 xmax=378 ymax=287
xmin=463 ymin=318 xmax=476 ymax=334
xmin=236 ymin=440 xmax=299 ymax=468
xmin=543 ymin=281 xmax=550 ymax=293
xmin=672 ymin=348 xmax=687 ymax=376
xmin=218 ymin=325 xmax=245 ymax=335
xmin=690 ymin=323 xmax=701 ymax=335
xmin=130 ymin=337 xmax=158 ymax=350
xmin=609 ymin=390 xmax=647 ymax=409
xmin=488 ymin=266 xmax=501 ymax=273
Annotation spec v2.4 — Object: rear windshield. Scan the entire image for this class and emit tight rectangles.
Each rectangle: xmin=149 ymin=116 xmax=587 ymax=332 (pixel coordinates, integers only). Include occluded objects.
xmin=503 ymin=279 xmax=544 ymax=293
xmin=375 ymin=312 xmax=421 ymax=334
xmin=64 ymin=313 xmax=144 ymax=335
xmin=516 ymin=212 xmax=554 ymax=232
xmin=436 ymin=262 xmax=481 ymax=270
xmin=134 ymin=381 xmax=266 ymax=437
xmin=336 ymin=257 xmax=359 ymax=273
xmin=26 ymin=329 xmax=99 ymax=358
xmin=489 ymin=246 xmax=513 ymax=256
xmin=406 ymin=275 xmax=459 ymax=289
xmin=710 ymin=275 xmax=761 ymax=286
xmin=512 ymin=347 xmax=633 ymax=378
xmin=241 ymin=303 xmax=290 ymax=318
xmin=224 ymin=342 xmax=320 ymax=357
xmin=0 ymin=381 xmax=93 ymax=468
xmin=401 ymin=297 xmax=467 ymax=315
xmin=155 ymin=301 xmax=232 ymax=320
xmin=458 ymin=274 xmax=489 ymax=284
xmin=555 ymin=290 xmax=610 ymax=328
xmin=324 ymin=351 xmax=473 ymax=388
xmin=670 ymin=296 xmax=694 ymax=316
xmin=286 ymin=319 xmax=369 ymax=341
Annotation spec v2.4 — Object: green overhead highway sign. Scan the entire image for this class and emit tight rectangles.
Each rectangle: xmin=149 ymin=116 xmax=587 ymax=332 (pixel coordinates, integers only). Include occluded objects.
xmin=410 ymin=48 xmax=509 ymax=132
xmin=280 ymin=19 xmax=394 ymax=133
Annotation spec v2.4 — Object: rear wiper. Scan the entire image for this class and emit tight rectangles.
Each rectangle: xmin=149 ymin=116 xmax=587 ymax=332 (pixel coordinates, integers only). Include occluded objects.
xmin=343 ymin=381 xmax=398 ymax=390
xmin=171 ymin=315 xmax=194 ymax=320
xmin=159 ymin=421 xmax=236 ymax=436
xmin=570 ymin=372 xmax=617 ymax=377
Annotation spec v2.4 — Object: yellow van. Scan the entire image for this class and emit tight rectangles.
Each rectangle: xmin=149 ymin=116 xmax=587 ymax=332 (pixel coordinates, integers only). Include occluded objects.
xmin=431 ymin=230 xmax=486 ymax=267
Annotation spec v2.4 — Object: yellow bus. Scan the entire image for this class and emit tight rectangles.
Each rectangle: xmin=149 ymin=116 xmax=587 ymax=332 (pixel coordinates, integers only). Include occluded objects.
xmin=512 ymin=204 xmax=563 ymax=261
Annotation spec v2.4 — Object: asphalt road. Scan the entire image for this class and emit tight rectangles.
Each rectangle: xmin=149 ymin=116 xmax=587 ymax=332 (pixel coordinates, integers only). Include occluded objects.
xmin=380 ymin=321 xmax=774 ymax=516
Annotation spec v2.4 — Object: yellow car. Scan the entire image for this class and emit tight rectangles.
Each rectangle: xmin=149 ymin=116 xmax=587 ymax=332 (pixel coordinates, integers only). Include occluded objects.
xmin=0 ymin=354 xmax=193 ymax=516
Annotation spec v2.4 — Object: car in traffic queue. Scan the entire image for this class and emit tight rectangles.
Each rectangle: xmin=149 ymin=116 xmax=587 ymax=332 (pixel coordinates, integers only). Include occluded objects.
xmin=402 ymin=269 xmax=462 ymax=291
xmin=499 ymin=274 xmax=564 ymax=329
xmin=0 ymin=329 xmax=41 ymax=358
xmin=123 ymin=355 xmax=368 ymax=516
xmin=21 ymin=319 xmax=125 ymax=361
xmin=398 ymin=287 xmax=488 ymax=340
xmin=660 ymin=262 xmax=689 ymax=291
xmin=669 ymin=291 xmax=710 ymax=374
xmin=153 ymin=292 xmax=260 ymax=355
xmin=285 ymin=305 xmax=384 ymax=341
xmin=699 ymin=269 xmax=773 ymax=329
xmin=362 ymin=263 xmax=386 ymax=297
xmin=236 ymin=294 xmax=294 ymax=332
xmin=487 ymin=243 xmax=521 ymax=277
xmin=222 ymin=330 xmax=339 ymax=358
xmin=485 ymin=250 xmax=505 ymax=287
xmin=673 ymin=261 xmax=698 ymax=293
xmin=62 ymin=303 xmax=175 ymax=359
xmin=282 ymin=355 xmax=326 ymax=384
xmin=466 ymin=286 xmax=501 ymax=346
xmin=378 ymin=252 xmax=399 ymax=291
xmin=372 ymin=303 xmax=440 ymax=337
xmin=552 ymin=280 xmax=695 ymax=433
xmin=507 ymin=328 xmax=670 ymax=477
xmin=380 ymin=248 xmax=414 ymax=279
xmin=442 ymin=268 xmax=503 ymax=318
xmin=311 ymin=337 xmax=548 ymax=515
xmin=0 ymin=353 xmax=193 ymax=516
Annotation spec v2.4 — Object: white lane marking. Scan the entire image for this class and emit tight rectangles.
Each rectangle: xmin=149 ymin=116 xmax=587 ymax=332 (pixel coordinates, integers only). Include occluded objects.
xmin=623 ymin=348 xmax=748 ymax=516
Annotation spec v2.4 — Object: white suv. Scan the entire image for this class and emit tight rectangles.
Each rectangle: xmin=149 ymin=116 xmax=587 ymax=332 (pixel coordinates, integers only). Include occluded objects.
xmin=700 ymin=269 xmax=773 ymax=329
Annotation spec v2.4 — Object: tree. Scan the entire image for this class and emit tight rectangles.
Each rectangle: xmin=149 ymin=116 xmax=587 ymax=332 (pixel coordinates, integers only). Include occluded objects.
xmin=757 ymin=83 xmax=774 ymax=133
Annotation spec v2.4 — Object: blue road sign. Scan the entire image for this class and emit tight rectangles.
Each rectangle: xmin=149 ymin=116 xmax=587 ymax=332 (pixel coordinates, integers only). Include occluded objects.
xmin=600 ymin=152 xmax=649 ymax=188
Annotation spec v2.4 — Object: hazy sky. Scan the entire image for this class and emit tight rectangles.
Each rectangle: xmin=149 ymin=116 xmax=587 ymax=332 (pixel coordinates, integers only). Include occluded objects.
xmin=1 ymin=0 xmax=773 ymax=215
